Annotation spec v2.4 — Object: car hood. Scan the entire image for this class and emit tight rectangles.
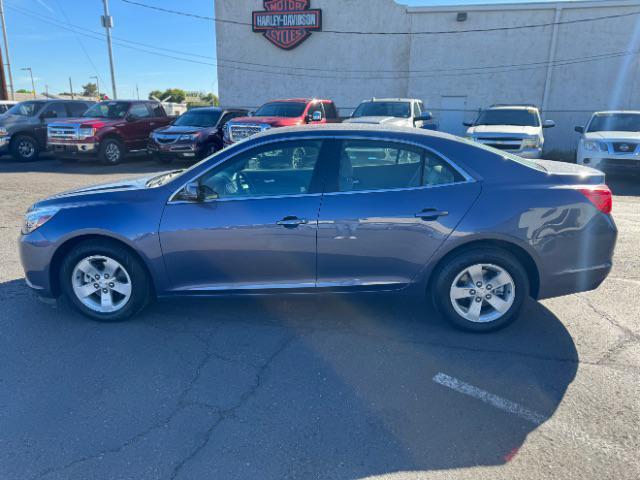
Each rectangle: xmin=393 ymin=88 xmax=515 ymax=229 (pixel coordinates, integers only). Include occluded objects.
xmin=583 ymin=131 xmax=640 ymax=141
xmin=50 ymin=117 xmax=121 ymax=128
xmin=229 ymin=116 xmax=304 ymax=128
xmin=154 ymin=125 xmax=208 ymax=135
xmin=468 ymin=125 xmax=540 ymax=136
xmin=344 ymin=116 xmax=410 ymax=126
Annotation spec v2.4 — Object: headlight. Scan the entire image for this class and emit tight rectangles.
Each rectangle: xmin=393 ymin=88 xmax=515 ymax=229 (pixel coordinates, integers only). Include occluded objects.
xmin=0 ymin=127 xmax=8 ymax=136
xmin=22 ymin=206 xmax=60 ymax=235
xmin=522 ymin=137 xmax=540 ymax=149
xmin=78 ymin=127 xmax=96 ymax=140
xmin=583 ymin=140 xmax=607 ymax=152
xmin=179 ymin=134 xmax=198 ymax=141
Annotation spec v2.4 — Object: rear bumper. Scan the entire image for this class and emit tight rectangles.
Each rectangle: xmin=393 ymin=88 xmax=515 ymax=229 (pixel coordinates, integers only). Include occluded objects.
xmin=537 ymin=263 xmax=611 ymax=300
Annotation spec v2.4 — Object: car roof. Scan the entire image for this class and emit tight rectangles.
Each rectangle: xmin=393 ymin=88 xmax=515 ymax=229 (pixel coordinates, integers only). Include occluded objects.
xmin=249 ymin=122 xmax=458 ymax=142
xmin=364 ymin=98 xmax=418 ymax=103
xmin=488 ymin=105 xmax=539 ymax=111
xmin=266 ymin=98 xmax=331 ymax=104
xmin=592 ymin=110 xmax=640 ymax=115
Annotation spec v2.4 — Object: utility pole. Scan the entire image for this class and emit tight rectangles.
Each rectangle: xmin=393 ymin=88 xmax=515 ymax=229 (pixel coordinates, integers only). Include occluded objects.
xmin=21 ymin=67 xmax=35 ymax=99
xmin=69 ymin=77 xmax=74 ymax=99
xmin=45 ymin=84 xmax=49 ymax=97
xmin=0 ymin=0 xmax=14 ymax=100
xmin=90 ymin=75 xmax=100 ymax=100
xmin=101 ymin=0 xmax=117 ymax=99
xmin=136 ymin=84 xmax=139 ymax=100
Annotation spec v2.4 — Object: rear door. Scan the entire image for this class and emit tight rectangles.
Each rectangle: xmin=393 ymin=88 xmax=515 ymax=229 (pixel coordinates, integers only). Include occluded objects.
xmin=126 ymin=103 xmax=153 ymax=150
xmin=316 ymin=138 xmax=481 ymax=290
xmin=35 ymin=102 xmax=68 ymax=146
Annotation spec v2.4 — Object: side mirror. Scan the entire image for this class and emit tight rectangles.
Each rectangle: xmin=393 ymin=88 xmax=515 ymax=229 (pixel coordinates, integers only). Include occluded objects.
xmin=574 ymin=126 xmax=585 ymax=134
xmin=309 ymin=111 xmax=323 ymax=122
xmin=543 ymin=119 xmax=556 ymax=129
xmin=178 ymin=181 xmax=218 ymax=202
xmin=463 ymin=121 xmax=474 ymax=127
xmin=414 ymin=112 xmax=432 ymax=122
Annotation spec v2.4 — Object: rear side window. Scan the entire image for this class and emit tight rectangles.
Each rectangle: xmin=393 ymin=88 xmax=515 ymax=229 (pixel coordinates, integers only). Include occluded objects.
xmin=42 ymin=102 xmax=67 ymax=119
xmin=148 ymin=103 xmax=165 ymax=117
xmin=129 ymin=103 xmax=151 ymax=119
xmin=323 ymin=102 xmax=338 ymax=119
xmin=66 ymin=102 xmax=90 ymax=117
xmin=337 ymin=140 xmax=463 ymax=192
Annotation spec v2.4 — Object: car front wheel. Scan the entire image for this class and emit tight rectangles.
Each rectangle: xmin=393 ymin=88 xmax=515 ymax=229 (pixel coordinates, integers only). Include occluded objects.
xmin=11 ymin=135 xmax=39 ymax=161
xmin=433 ymin=248 xmax=529 ymax=332
xmin=99 ymin=138 xmax=125 ymax=165
xmin=59 ymin=240 xmax=152 ymax=321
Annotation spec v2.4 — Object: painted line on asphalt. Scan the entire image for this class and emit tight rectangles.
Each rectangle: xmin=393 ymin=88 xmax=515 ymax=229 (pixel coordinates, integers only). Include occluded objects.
xmin=432 ymin=372 xmax=547 ymax=425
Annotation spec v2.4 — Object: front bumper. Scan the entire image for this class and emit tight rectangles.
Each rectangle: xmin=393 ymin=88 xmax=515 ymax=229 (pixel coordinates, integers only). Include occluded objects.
xmin=19 ymin=230 xmax=56 ymax=299
xmin=147 ymin=141 xmax=199 ymax=159
xmin=0 ymin=135 xmax=10 ymax=153
xmin=49 ymin=141 xmax=98 ymax=157
xmin=577 ymin=150 xmax=640 ymax=172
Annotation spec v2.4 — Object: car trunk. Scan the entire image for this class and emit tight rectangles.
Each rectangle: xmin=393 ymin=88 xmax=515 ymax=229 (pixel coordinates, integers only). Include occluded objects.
xmin=534 ymin=160 xmax=606 ymax=185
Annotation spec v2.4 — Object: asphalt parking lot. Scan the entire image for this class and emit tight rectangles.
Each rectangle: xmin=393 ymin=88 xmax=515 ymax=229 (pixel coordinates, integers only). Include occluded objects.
xmin=0 ymin=156 xmax=639 ymax=480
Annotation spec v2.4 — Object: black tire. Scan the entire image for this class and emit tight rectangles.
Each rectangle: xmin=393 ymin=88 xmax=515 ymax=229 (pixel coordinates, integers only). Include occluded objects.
xmin=99 ymin=138 xmax=125 ymax=165
xmin=10 ymin=135 xmax=40 ymax=161
xmin=432 ymin=247 xmax=529 ymax=332
xmin=59 ymin=239 xmax=152 ymax=322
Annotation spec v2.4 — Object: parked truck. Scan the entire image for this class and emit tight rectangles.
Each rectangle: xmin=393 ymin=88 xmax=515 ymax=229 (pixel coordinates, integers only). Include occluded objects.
xmin=48 ymin=100 xmax=173 ymax=164
xmin=223 ymin=98 xmax=340 ymax=145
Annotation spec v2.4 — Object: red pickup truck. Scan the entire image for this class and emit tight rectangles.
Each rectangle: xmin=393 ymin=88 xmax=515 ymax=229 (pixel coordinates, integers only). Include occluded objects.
xmin=47 ymin=100 xmax=173 ymax=164
xmin=223 ymin=98 xmax=340 ymax=145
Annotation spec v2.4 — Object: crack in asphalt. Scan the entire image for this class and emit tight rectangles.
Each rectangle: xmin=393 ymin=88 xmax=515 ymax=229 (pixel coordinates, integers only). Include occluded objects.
xmin=30 ymin=325 xmax=295 ymax=480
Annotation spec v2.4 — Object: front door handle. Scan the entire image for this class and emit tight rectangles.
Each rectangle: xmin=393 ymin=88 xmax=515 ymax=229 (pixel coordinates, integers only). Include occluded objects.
xmin=415 ymin=209 xmax=449 ymax=221
xmin=276 ymin=216 xmax=309 ymax=228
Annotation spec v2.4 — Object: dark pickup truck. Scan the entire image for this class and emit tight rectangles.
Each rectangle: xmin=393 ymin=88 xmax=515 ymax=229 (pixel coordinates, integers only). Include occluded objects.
xmin=148 ymin=107 xmax=247 ymax=163
xmin=47 ymin=100 xmax=173 ymax=164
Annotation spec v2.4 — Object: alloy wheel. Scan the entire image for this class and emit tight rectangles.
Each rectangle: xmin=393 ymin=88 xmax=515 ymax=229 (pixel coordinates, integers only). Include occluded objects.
xmin=18 ymin=139 xmax=36 ymax=159
xmin=449 ymin=263 xmax=515 ymax=323
xmin=105 ymin=143 xmax=121 ymax=163
xmin=71 ymin=255 xmax=132 ymax=313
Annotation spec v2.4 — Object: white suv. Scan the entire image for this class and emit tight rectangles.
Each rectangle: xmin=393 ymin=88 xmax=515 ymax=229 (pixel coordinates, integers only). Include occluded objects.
xmin=344 ymin=98 xmax=433 ymax=128
xmin=465 ymin=105 xmax=555 ymax=159
xmin=576 ymin=111 xmax=640 ymax=172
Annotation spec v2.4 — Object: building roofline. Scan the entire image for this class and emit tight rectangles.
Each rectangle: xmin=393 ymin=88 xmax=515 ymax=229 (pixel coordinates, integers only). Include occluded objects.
xmin=404 ymin=0 xmax=640 ymax=14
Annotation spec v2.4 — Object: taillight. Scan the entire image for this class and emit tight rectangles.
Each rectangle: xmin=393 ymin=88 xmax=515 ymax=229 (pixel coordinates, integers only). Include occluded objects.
xmin=579 ymin=185 xmax=612 ymax=214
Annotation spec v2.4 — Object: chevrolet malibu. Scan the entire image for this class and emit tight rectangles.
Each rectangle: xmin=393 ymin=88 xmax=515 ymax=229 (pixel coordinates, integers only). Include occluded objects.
xmin=19 ymin=125 xmax=616 ymax=331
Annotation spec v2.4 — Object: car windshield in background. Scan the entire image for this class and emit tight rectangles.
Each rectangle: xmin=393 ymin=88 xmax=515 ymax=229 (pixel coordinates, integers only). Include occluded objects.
xmin=7 ymin=101 xmax=40 ymax=116
xmin=174 ymin=110 xmax=222 ymax=128
xmin=588 ymin=113 xmax=640 ymax=132
xmin=83 ymin=102 xmax=130 ymax=119
xmin=254 ymin=102 xmax=307 ymax=118
xmin=352 ymin=102 xmax=411 ymax=118
xmin=476 ymin=109 xmax=539 ymax=127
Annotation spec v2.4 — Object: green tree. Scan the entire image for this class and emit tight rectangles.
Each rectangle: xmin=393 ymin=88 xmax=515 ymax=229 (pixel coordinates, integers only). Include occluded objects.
xmin=147 ymin=88 xmax=187 ymax=103
xmin=202 ymin=93 xmax=220 ymax=106
xmin=82 ymin=82 xmax=98 ymax=97
xmin=16 ymin=88 xmax=31 ymax=93
xmin=148 ymin=90 xmax=163 ymax=101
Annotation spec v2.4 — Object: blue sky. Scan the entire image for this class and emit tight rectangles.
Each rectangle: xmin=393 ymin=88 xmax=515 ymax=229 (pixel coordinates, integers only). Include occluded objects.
xmin=6 ymin=0 xmax=574 ymax=99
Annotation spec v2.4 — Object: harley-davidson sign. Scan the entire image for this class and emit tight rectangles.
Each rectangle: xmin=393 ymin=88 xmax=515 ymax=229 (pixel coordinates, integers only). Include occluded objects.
xmin=252 ymin=0 xmax=322 ymax=50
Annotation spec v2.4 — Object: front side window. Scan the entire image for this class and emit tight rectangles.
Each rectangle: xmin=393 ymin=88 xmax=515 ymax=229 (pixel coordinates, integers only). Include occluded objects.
xmin=7 ymin=101 xmax=40 ymax=116
xmin=83 ymin=102 xmax=130 ymax=119
xmin=475 ymin=108 xmax=539 ymax=127
xmin=198 ymin=140 xmax=323 ymax=200
xmin=337 ymin=140 xmax=463 ymax=192
xmin=254 ymin=102 xmax=307 ymax=118
xmin=323 ymin=102 xmax=338 ymax=119
xmin=129 ymin=103 xmax=151 ymax=119
xmin=587 ymin=113 xmax=640 ymax=133
xmin=352 ymin=102 xmax=412 ymax=119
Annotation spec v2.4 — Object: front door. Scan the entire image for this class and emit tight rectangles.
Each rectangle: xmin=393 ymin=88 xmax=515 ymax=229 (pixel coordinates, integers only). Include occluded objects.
xmin=125 ymin=103 xmax=153 ymax=150
xmin=159 ymin=140 xmax=326 ymax=292
xmin=317 ymin=139 xmax=481 ymax=290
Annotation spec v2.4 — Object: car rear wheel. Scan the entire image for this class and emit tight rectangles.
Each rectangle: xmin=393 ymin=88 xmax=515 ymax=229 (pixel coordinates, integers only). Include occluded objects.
xmin=99 ymin=138 xmax=125 ymax=165
xmin=433 ymin=248 xmax=529 ymax=332
xmin=11 ymin=135 xmax=39 ymax=161
xmin=59 ymin=240 xmax=152 ymax=321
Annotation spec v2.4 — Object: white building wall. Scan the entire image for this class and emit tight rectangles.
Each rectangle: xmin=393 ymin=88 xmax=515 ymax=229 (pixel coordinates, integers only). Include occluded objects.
xmin=215 ymin=0 xmax=640 ymax=156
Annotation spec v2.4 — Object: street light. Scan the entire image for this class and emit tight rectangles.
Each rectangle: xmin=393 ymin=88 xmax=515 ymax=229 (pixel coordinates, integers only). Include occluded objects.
xmin=20 ymin=67 xmax=35 ymax=99
xmin=90 ymin=75 xmax=100 ymax=100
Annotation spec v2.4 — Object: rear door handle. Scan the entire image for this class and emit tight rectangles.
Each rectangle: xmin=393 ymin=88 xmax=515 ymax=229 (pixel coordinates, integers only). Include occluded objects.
xmin=415 ymin=209 xmax=449 ymax=221
xmin=276 ymin=216 xmax=308 ymax=228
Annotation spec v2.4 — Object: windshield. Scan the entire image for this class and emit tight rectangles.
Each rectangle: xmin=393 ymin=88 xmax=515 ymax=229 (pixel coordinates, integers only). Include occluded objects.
xmin=254 ymin=102 xmax=306 ymax=118
xmin=475 ymin=109 xmax=539 ymax=127
xmin=174 ymin=110 xmax=222 ymax=128
xmin=83 ymin=101 xmax=130 ymax=119
xmin=352 ymin=102 xmax=411 ymax=118
xmin=6 ymin=101 xmax=40 ymax=117
xmin=587 ymin=113 xmax=640 ymax=132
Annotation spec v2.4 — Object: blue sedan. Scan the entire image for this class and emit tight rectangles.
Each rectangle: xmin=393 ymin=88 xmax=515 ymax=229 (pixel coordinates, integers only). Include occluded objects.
xmin=19 ymin=125 xmax=617 ymax=331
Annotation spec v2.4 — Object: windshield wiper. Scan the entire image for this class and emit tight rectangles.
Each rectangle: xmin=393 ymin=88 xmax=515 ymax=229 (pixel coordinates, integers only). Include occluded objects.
xmin=146 ymin=169 xmax=184 ymax=188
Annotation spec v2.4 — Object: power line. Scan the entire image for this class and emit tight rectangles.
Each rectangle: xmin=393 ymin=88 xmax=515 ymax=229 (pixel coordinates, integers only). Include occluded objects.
xmin=7 ymin=2 xmax=640 ymax=81
xmin=8 ymin=2 xmax=640 ymax=77
xmin=120 ymin=0 xmax=640 ymax=35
